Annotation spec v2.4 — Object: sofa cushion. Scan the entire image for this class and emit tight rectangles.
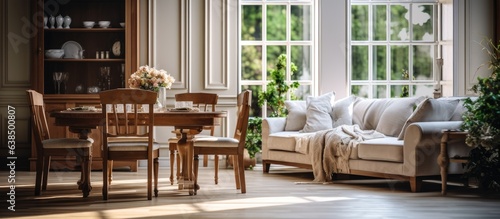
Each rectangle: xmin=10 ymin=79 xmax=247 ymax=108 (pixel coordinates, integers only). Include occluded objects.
xmin=284 ymin=100 xmax=307 ymax=131
xmin=397 ymin=97 xmax=460 ymax=140
xmin=357 ymin=137 xmax=404 ymax=162
xmin=301 ymin=91 xmax=336 ymax=133
xmin=375 ymin=96 xmax=426 ymax=137
xmin=440 ymin=96 xmax=478 ymax=121
xmin=353 ymin=96 xmax=425 ymax=136
xmin=352 ymin=98 xmax=378 ymax=130
xmin=330 ymin=95 xmax=358 ymax=128
xmin=268 ymin=131 xmax=313 ymax=153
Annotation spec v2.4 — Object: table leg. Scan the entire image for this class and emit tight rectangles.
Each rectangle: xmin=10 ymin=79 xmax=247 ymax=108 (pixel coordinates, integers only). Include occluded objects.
xmin=69 ymin=127 xmax=93 ymax=197
xmin=175 ymin=129 xmax=200 ymax=195
xmin=438 ymin=132 xmax=450 ymax=195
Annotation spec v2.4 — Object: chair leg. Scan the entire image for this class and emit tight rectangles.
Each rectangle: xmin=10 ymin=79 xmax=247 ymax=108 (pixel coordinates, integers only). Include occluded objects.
xmin=154 ymin=157 xmax=159 ymax=197
xmin=194 ymin=154 xmax=199 ymax=194
xmin=214 ymin=155 xmax=219 ymax=184
xmin=147 ymin=158 xmax=152 ymax=200
xmin=108 ymin=160 xmax=113 ymax=185
xmin=34 ymin=154 xmax=44 ymax=196
xmin=169 ymin=144 xmax=175 ymax=185
xmin=203 ymin=154 xmax=208 ymax=167
xmin=237 ymin=154 xmax=246 ymax=193
xmin=232 ymin=155 xmax=240 ymax=190
xmin=42 ymin=155 xmax=51 ymax=191
xmin=102 ymin=159 xmax=109 ymax=200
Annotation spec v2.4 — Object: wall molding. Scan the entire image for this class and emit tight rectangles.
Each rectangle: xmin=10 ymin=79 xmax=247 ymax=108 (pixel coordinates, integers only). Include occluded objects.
xmin=204 ymin=0 xmax=229 ymax=89
xmin=148 ymin=0 xmax=188 ymax=89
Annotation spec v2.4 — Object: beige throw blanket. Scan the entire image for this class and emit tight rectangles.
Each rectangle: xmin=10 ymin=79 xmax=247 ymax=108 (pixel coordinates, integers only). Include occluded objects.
xmin=296 ymin=125 xmax=385 ymax=182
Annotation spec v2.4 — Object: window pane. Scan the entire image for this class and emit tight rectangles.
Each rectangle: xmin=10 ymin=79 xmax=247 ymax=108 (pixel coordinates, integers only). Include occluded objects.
xmin=293 ymin=84 xmax=311 ymax=100
xmin=266 ymin=45 xmax=286 ymax=78
xmin=390 ymin=4 xmax=409 ymax=41
xmin=412 ymin=4 xmax=434 ymax=41
xmin=242 ymin=5 xmax=262 ymax=41
xmin=374 ymin=85 xmax=387 ymax=98
xmin=351 ymin=5 xmax=369 ymax=41
xmin=291 ymin=5 xmax=311 ymax=41
xmin=351 ymin=85 xmax=369 ymax=98
xmin=413 ymin=84 xmax=434 ymax=97
xmin=390 ymin=45 xmax=409 ymax=80
xmin=373 ymin=5 xmax=387 ymax=41
xmin=291 ymin=45 xmax=311 ymax=80
xmin=242 ymin=45 xmax=262 ymax=80
xmin=373 ymin=45 xmax=387 ymax=80
xmin=352 ymin=45 xmax=369 ymax=80
xmin=413 ymin=45 xmax=433 ymax=80
xmin=390 ymin=84 xmax=408 ymax=98
xmin=267 ymin=5 xmax=286 ymax=41
xmin=242 ymin=85 xmax=262 ymax=117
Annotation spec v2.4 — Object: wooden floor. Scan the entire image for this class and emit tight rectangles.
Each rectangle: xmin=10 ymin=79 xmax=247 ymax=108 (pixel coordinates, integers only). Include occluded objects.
xmin=2 ymin=164 xmax=500 ymax=219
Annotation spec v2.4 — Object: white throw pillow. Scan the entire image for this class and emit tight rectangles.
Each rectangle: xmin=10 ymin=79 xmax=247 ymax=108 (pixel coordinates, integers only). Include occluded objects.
xmin=301 ymin=91 xmax=336 ymax=133
xmin=375 ymin=96 xmax=426 ymax=137
xmin=330 ymin=95 xmax=358 ymax=128
xmin=284 ymin=100 xmax=307 ymax=131
xmin=397 ymin=97 xmax=460 ymax=140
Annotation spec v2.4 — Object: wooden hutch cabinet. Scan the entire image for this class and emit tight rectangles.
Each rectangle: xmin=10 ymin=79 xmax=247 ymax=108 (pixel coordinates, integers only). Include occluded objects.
xmin=30 ymin=0 xmax=141 ymax=171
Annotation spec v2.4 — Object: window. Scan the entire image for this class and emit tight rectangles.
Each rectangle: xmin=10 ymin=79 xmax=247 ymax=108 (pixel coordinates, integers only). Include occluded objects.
xmin=239 ymin=0 xmax=316 ymax=117
xmin=349 ymin=0 xmax=439 ymax=98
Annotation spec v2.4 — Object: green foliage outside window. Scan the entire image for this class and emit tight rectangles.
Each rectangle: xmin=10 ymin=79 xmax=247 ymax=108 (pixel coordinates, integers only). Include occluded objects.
xmin=258 ymin=54 xmax=300 ymax=117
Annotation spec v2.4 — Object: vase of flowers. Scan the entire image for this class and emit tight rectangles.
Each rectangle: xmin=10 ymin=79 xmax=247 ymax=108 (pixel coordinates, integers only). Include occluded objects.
xmin=128 ymin=65 xmax=175 ymax=109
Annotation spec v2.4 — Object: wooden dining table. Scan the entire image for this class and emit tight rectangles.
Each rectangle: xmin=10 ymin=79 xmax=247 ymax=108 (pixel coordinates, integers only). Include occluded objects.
xmin=50 ymin=109 xmax=227 ymax=196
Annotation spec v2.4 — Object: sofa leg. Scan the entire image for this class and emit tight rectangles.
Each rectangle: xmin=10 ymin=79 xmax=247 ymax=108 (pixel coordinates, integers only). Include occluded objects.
xmin=409 ymin=177 xmax=422 ymax=192
xmin=263 ymin=162 xmax=270 ymax=173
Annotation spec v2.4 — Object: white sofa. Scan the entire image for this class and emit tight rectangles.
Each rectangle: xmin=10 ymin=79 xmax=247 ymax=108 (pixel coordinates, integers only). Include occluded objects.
xmin=262 ymin=94 xmax=473 ymax=192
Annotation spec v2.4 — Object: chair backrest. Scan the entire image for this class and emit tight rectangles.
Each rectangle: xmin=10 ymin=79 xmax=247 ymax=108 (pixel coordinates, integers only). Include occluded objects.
xmin=26 ymin=90 xmax=51 ymax=152
xmin=234 ymin=90 xmax=252 ymax=151
xmin=175 ymin=92 xmax=219 ymax=135
xmin=99 ymin=88 xmax=157 ymax=139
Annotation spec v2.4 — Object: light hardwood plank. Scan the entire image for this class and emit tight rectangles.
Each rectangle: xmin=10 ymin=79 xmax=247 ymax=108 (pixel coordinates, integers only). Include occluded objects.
xmin=1 ymin=165 xmax=499 ymax=219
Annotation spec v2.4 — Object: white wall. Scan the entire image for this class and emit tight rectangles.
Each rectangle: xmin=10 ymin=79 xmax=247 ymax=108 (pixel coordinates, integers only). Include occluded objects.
xmin=454 ymin=0 xmax=495 ymax=96
xmin=318 ymin=0 xmax=348 ymax=98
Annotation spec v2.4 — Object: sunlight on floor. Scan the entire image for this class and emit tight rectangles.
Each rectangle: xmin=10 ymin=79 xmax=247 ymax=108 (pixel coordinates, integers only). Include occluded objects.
xmin=15 ymin=196 xmax=355 ymax=219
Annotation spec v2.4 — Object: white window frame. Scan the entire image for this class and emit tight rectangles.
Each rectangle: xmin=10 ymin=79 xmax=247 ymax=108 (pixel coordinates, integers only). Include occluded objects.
xmin=348 ymin=0 xmax=441 ymax=98
xmin=239 ymin=0 xmax=317 ymax=117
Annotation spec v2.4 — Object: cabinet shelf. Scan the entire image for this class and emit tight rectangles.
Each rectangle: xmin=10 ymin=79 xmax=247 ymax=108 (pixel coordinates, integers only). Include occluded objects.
xmin=45 ymin=59 xmax=125 ymax=62
xmin=44 ymin=28 xmax=125 ymax=32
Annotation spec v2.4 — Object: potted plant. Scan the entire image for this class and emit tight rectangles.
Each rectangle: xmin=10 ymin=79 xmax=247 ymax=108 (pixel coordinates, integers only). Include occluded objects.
xmin=461 ymin=38 xmax=500 ymax=191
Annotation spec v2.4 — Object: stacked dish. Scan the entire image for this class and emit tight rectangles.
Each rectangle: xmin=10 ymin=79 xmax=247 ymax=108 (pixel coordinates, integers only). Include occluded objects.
xmin=83 ymin=21 xmax=95 ymax=28
xmin=45 ymin=49 xmax=65 ymax=59
xmin=98 ymin=21 xmax=110 ymax=28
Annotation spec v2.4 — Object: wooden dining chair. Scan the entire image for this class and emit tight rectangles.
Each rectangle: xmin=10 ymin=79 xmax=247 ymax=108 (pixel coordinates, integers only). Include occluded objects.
xmin=99 ymin=88 xmax=160 ymax=200
xmin=192 ymin=90 xmax=251 ymax=194
xmin=168 ymin=92 xmax=219 ymax=185
xmin=26 ymin=89 xmax=93 ymax=198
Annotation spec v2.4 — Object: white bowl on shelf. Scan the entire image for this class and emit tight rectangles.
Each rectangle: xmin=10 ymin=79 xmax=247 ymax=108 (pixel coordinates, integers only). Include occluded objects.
xmin=82 ymin=21 xmax=95 ymax=28
xmin=98 ymin=21 xmax=110 ymax=28
xmin=45 ymin=49 xmax=65 ymax=59
xmin=119 ymin=22 xmax=125 ymax=28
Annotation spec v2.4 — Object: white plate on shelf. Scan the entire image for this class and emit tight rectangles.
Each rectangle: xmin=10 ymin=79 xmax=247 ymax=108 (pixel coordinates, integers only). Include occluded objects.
xmin=61 ymin=41 xmax=83 ymax=59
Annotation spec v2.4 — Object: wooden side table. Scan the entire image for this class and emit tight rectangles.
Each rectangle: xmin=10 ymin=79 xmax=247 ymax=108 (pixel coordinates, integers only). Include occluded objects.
xmin=437 ymin=130 xmax=469 ymax=195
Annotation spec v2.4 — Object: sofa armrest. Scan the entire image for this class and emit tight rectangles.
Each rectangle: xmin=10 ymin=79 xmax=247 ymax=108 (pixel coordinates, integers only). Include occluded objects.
xmin=403 ymin=121 xmax=466 ymax=176
xmin=262 ymin=117 xmax=287 ymax=134
xmin=262 ymin=117 xmax=287 ymax=158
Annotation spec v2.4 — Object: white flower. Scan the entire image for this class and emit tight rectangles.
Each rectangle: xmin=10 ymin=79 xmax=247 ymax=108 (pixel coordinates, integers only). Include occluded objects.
xmin=128 ymin=65 xmax=175 ymax=92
